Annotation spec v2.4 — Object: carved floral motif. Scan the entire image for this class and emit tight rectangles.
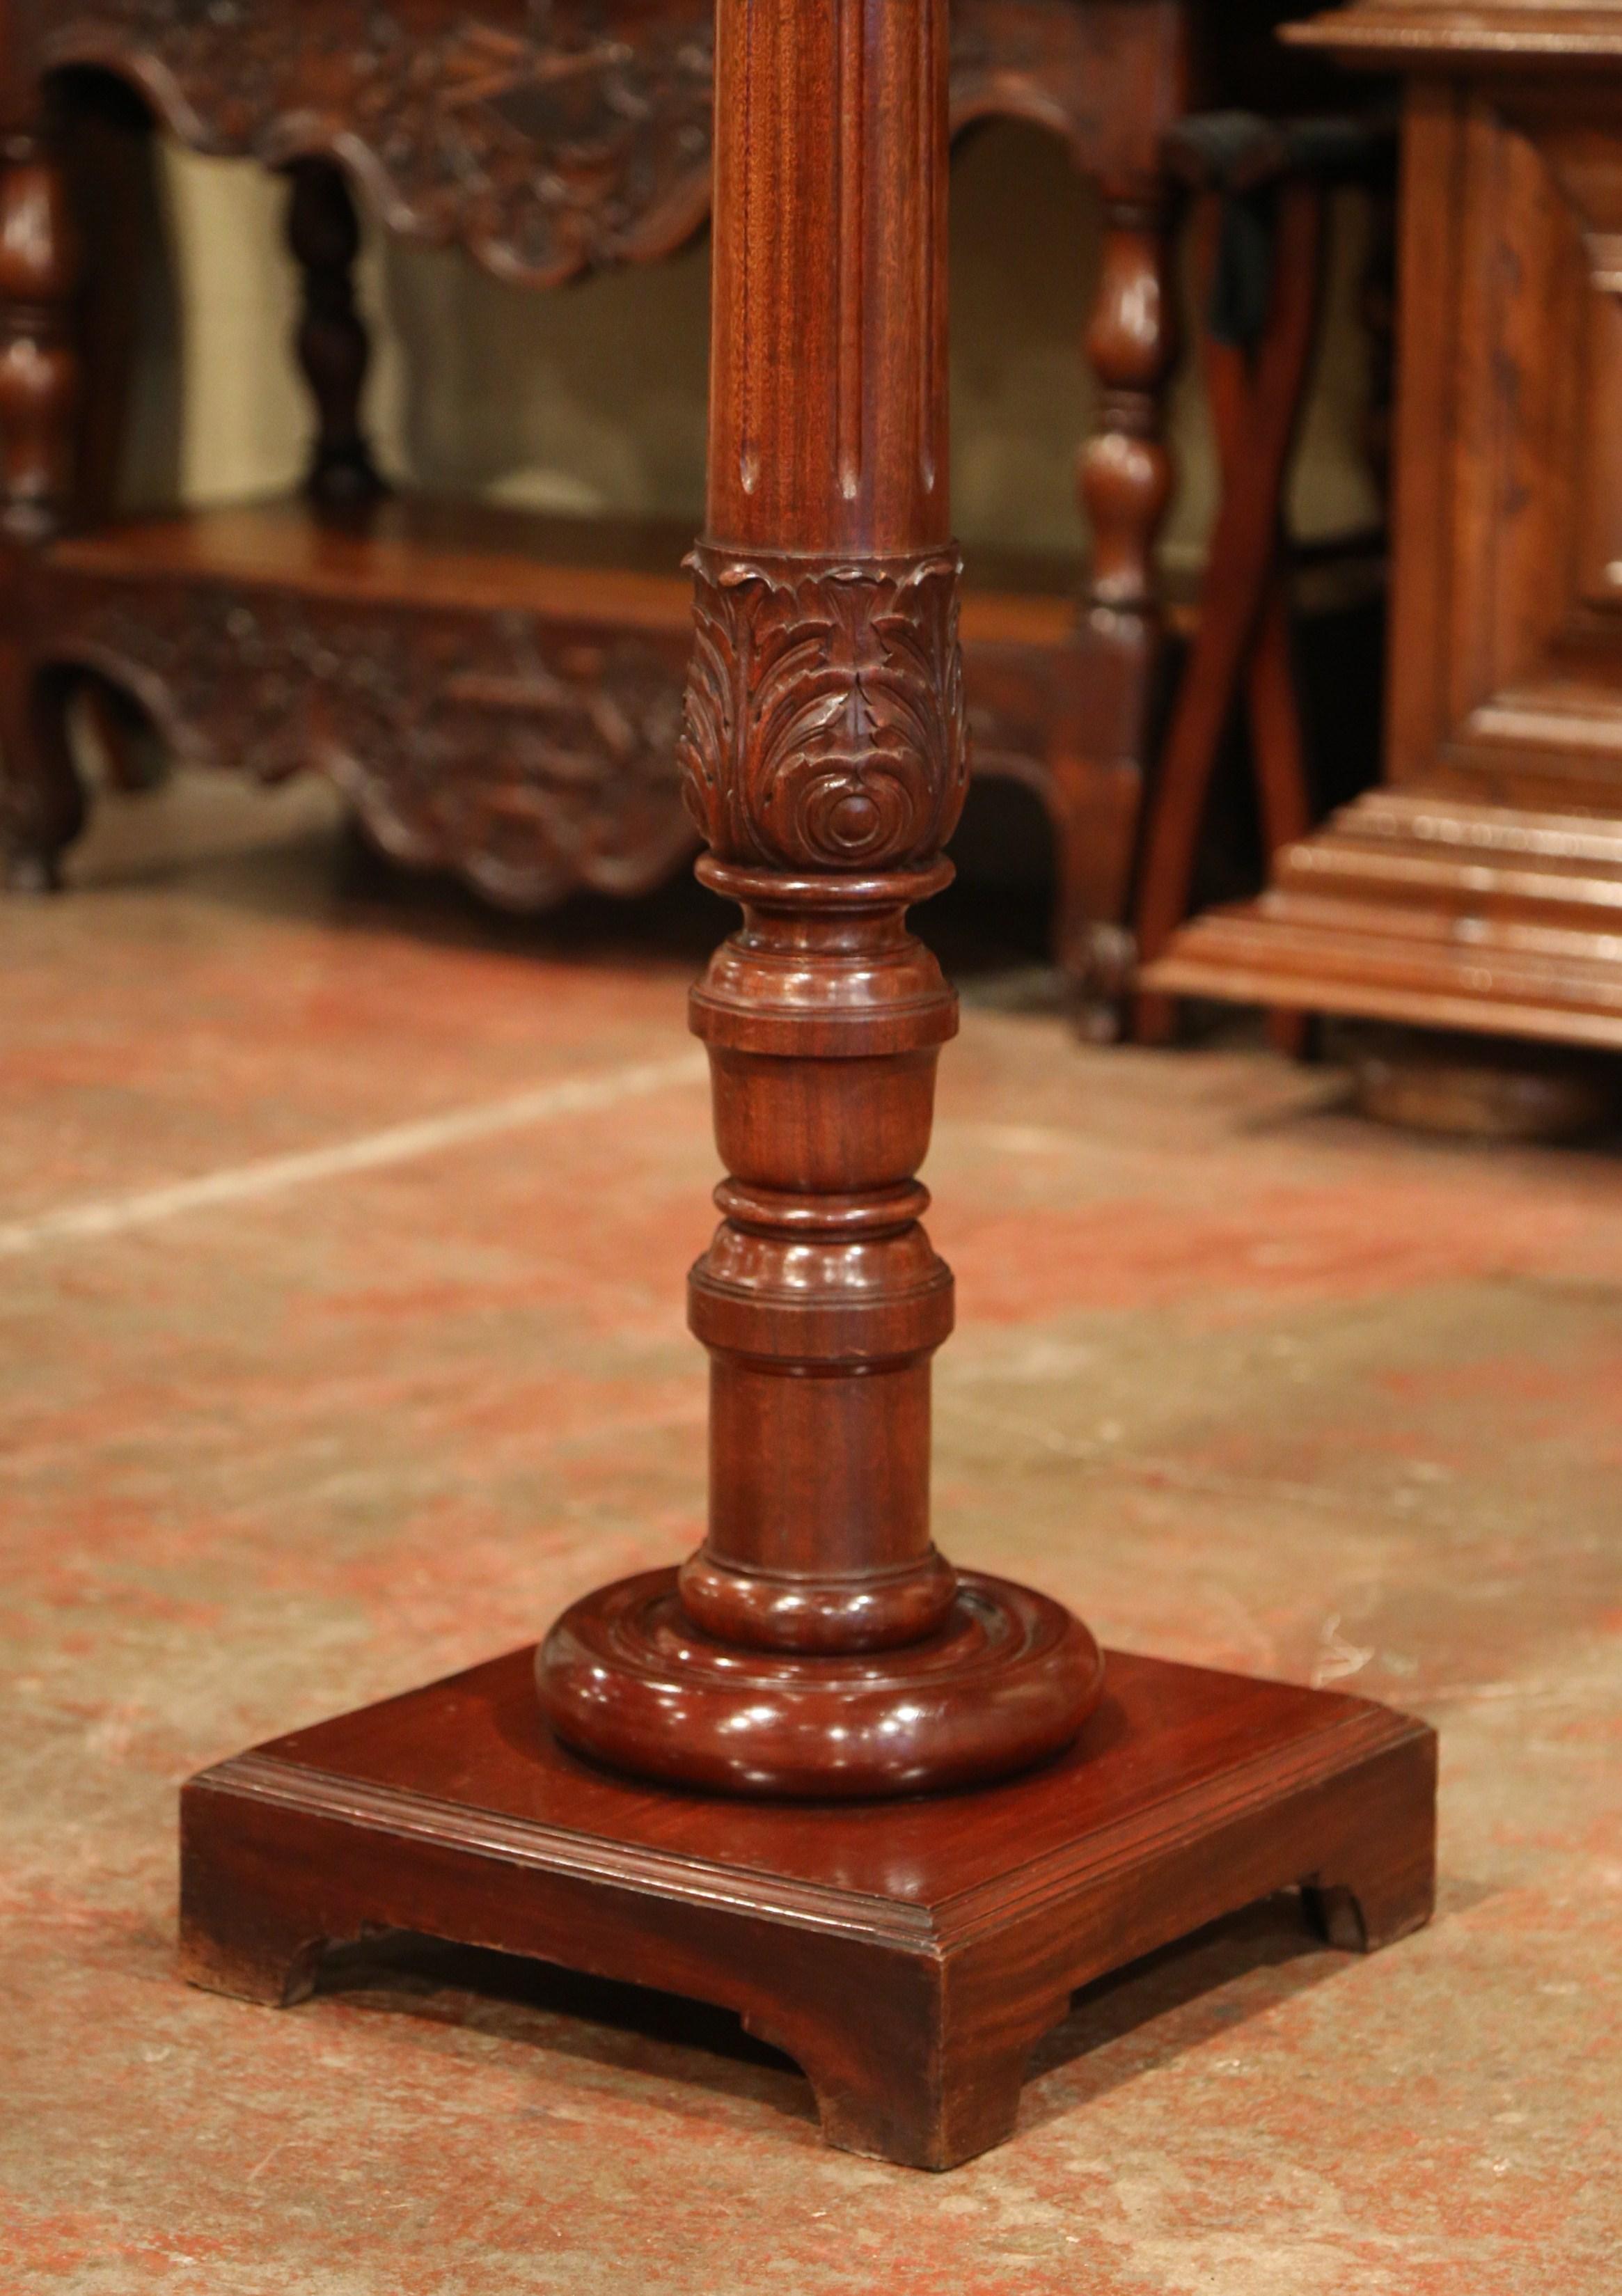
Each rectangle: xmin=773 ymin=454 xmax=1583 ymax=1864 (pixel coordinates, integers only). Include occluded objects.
xmin=46 ymin=578 xmax=698 ymax=906
xmin=677 ymin=547 xmax=970 ymax=874
xmin=42 ymin=0 xmax=716 ymax=285
xmin=38 ymin=3 xmax=1166 ymax=285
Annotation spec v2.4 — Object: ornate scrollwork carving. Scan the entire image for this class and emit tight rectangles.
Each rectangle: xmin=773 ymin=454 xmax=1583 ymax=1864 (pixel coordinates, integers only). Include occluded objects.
xmin=677 ymin=546 xmax=969 ymax=874
xmin=43 ymin=0 xmax=716 ymax=286
xmin=42 ymin=579 xmax=698 ymax=906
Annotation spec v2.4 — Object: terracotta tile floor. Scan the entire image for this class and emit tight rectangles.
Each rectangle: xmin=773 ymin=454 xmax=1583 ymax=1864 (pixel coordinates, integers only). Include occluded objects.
xmin=5 ymin=774 xmax=1619 ymax=2293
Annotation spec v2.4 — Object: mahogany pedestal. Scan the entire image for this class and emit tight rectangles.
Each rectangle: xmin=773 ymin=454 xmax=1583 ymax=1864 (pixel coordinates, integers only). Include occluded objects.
xmin=180 ymin=1631 xmax=1435 ymax=2172
xmin=178 ymin=0 xmax=1435 ymax=2171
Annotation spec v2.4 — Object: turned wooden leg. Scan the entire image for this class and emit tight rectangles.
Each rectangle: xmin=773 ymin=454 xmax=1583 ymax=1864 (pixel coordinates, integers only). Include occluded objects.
xmin=1082 ymin=186 xmax=1176 ymax=627
xmin=286 ymin=158 xmax=386 ymax=511
xmin=0 ymin=124 xmax=79 ymax=545
xmin=536 ymin=0 xmax=1102 ymax=1799
xmin=1061 ymin=183 xmax=1176 ymax=1034
xmin=0 ymin=659 xmax=84 ymax=890
xmin=0 ymin=120 xmax=84 ymax=889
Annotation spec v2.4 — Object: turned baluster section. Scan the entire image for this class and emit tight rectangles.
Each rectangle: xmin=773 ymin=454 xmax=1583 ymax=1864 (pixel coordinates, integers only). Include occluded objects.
xmin=286 ymin=158 xmax=384 ymax=509
xmin=537 ymin=0 xmax=1101 ymax=1798
xmin=674 ymin=0 xmax=959 ymax=1657
xmin=0 ymin=123 xmax=79 ymax=544
xmin=1080 ymin=188 xmax=1175 ymax=622
xmin=678 ymin=859 xmax=961 ymax=1653
xmin=1056 ymin=183 xmax=1176 ymax=1032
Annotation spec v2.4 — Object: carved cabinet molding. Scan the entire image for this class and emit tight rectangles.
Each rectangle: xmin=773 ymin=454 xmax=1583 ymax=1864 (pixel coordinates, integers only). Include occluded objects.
xmin=33 ymin=0 xmax=1202 ymax=288
xmin=40 ymin=0 xmax=718 ymax=287
xmin=42 ymin=567 xmax=698 ymax=907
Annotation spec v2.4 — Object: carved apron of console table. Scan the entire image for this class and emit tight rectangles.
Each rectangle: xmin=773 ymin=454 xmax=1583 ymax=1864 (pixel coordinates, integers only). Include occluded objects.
xmin=1147 ymin=1 xmax=1622 ymax=1051
xmin=0 ymin=0 xmax=1324 ymax=1025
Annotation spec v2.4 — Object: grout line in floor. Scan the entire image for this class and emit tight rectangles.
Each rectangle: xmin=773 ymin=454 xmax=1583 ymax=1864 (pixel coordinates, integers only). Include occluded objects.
xmin=0 ymin=1051 xmax=709 ymax=1257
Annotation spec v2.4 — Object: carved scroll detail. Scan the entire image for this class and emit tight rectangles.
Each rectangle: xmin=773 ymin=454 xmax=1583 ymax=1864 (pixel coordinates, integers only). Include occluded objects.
xmin=42 ymin=0 xmax=716 ymax=287
xmin=47 ymin=581 xmax=696 ymax=905
xmin=677 ymin=545 xmax=969 ymax=873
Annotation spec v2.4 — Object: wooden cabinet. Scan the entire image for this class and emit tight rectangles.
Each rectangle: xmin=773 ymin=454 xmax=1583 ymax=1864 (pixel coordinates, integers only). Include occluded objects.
xmin=1148 ymin=2 xmax=1622 ymax=1051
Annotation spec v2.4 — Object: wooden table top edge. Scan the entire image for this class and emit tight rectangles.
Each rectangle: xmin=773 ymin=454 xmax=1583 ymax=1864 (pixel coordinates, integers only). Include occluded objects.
xmin=1285 ymin=3 xmax=1622 ymax=61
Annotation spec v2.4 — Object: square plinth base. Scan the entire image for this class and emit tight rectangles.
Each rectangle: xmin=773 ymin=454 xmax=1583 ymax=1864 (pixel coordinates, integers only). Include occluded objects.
xmin=180 ymin=1646 xmax=1437 ymax=2170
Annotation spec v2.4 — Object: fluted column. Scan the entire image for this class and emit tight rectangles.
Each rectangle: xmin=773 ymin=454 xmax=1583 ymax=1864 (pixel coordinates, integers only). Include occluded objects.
xmin=537 ymin=0 xmax=1101 ymax=1800
xmin=675 ymin=0 xmax=961 ymax=1660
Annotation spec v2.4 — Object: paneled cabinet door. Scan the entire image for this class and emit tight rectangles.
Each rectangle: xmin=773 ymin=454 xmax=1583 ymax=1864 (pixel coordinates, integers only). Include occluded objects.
xmin=1394 ymin=79 xmax=1622 ymax=809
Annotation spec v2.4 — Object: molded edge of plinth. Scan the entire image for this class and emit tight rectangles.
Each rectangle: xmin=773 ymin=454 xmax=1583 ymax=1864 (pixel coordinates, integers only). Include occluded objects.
xmin=180 ymin=1749 xmax=939 ymax=1949
xmin=178 ymin=1654 xmax=1436 ymax=1958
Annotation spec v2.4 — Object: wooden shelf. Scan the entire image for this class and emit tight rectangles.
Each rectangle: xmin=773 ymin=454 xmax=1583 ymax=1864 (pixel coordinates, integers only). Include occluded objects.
xmin=49 ymin=492 xmax=1384 ymax=643
xmin=31 ymin=493 xmax=1381 ymax=1019
xmin=47 ymin=493 xmax=1095 ymax=651
xmin=1286 ymin=1 xmax=1622 ymax=63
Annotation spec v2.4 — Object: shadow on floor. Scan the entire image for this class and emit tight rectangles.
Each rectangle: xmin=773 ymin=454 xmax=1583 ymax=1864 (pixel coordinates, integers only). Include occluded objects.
xmin=306 ymin=1886 xmax=1360 ymax=2150
xmin=63 ymin=773 xmax=1071 ymax=1000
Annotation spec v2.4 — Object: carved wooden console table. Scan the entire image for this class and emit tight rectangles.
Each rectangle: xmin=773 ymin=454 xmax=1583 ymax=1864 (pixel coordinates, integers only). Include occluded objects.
xmin=0 ymin=0 xmax=1324 ymax=1021
xmin=178 ymin=0 xmax=1435 ymax=2171
xmin=1147 ymin=1 xmax=1622 ymax=1051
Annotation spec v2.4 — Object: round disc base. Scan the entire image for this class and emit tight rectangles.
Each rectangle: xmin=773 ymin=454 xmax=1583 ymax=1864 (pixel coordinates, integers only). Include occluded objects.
xmin=537 ymin=1568 xmax=1105 ymax=1800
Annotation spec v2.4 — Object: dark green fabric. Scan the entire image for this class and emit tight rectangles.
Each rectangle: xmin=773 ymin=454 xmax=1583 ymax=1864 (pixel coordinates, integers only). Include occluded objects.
xmin=1210 ymin=187 xmax=1277 ymax=350
xmin=1163 ymin=110 xmax=1396 ymax=351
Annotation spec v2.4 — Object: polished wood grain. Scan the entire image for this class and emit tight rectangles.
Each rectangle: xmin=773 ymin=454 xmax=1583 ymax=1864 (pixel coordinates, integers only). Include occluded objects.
xmin=1286 ymin=1 xmax=1622 ymax=61
xmin=1147 ymin=1 xmax=1622 ymax=1056
xmin=180 ymin=1643 xmax=1438 ymax=2169
xmin=175 ymin=0 xmax=1435 ymax=2162
xmin=535 ymin=0 xmax=1104 ymax=1802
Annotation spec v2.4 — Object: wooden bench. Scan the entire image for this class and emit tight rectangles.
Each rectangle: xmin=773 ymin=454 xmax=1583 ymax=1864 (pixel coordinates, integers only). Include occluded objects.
xmin=1 ymin=0 xmax=1332 ymax=1029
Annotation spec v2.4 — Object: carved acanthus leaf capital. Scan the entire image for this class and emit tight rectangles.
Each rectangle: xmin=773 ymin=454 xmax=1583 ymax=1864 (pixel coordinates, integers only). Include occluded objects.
xmin=677 ymin=545 xmax=969 ymax=875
